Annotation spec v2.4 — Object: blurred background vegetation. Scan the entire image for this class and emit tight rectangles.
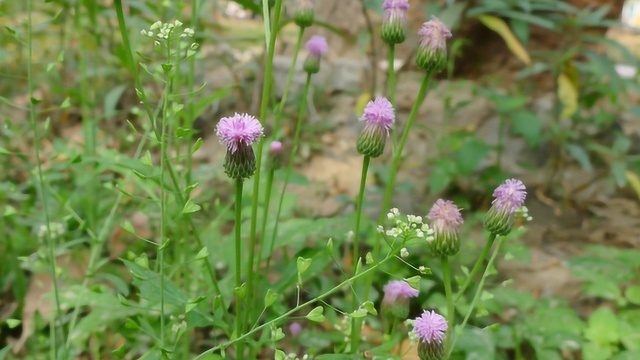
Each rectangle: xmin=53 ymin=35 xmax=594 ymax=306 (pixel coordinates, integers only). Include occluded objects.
xmin=1 ymin=0 xmax=639 ymax=358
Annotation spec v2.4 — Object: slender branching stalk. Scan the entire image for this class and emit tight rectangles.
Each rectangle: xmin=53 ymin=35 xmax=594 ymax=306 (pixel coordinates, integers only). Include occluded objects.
xmin=441 ymin=256 xmax=455 ymax=354
xmin=448 ymin=236 xmax=505 ymax=357
xmin=234 ymin=177 xmax=245 ymax=359
xmin=454 ymin=233 xmax=497 ymax=303
xmin=27 ymin=0 xmax=65 ymax=357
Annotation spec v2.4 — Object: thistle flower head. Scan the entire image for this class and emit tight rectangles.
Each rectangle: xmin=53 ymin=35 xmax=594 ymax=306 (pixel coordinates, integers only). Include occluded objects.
xmin=268 ymin=140 xmax=283 ymax=170
xmin=413 ymin=310 xmax=447 ymax=360
xmin=289 ymin=322 xmax=302 ymax=336
xmin=303 ymin=35 xmax=328 ymax=74
xmin=484 ymin=179 xmax=527 ymax=235
xmin=427 ymin=199 xmax=463 ymax=257
xmin=215 ymin=113 xmax=264 ymax=179
xmin=416 ymin=16 xmax=452 ymax=73
xmin=383 ymin=280 xmax=418 ymax=302
xmin=306 ymin=35 xmax=328 ymax=57
xmin=381 ymin=0 xmax=409 ymax=44
xmin=292 ymin=0 xmax=315 ymax=28
xmin=356 ymin=97 xmax=395 ymax=158
xmin=381 ymin=280 xmax=418 ymax=320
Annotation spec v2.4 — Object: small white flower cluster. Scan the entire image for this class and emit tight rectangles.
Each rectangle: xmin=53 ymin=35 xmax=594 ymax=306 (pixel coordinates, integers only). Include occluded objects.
xmin=141 ymin=20 xmax=198 ymax=50
xmin=36 ymin=222 xmax=65 ymax=242
xmin=285 ymin=354 xmax=310 ymax=360
xmin=516 ymin=206 xmax=533 ymax=222
xmin=379 ymin=208 xmax=434 ymax=242
xmin=405 ymin=319 xmax=418 ymax=343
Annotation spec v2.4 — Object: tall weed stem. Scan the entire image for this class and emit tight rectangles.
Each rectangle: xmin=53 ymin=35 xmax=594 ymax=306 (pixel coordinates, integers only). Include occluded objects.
xmin=442 ymin=256 xmax=455 ymax=355
xmin=349 ymin=155 xmax=371 ymax=353
xmin=246 ymin=0 xmax=283 ymax=332
xmin=26 ymin=0 xmax=65 ymax=356
xmin=448 ymin=236 xmax=505 ymax=357
xmin=234 ymin=178 xmax=245 ymax=359
xmin=113 ymin=0 xmax=225 ymax=312
xmin=268 ymin=73 xmax=312 ymax=271
xmin=454 ymin=233 xmax=497 ymax=303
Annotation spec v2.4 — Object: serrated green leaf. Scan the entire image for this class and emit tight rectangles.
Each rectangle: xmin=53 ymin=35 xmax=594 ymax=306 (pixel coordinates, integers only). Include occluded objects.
xmin=306 ymin=306 xmax=325 ymax=322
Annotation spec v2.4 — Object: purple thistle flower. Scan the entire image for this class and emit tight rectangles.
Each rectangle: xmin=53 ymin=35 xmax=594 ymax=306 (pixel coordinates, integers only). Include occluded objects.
xmin=356 ymin=97 xmax=395 ymax=158
xmin=289 ymin=322 xmax=302 ymax=336
xmin=427 ymin=199 xmax=463 ymax=257
xmin=215 ymin=113 xmax=263 ymax=179
xmin=416 ymin=16 xmax=452 ymax=73
xmin=303 ymin=35 xmax=328 ymax=74
xmin=381 ymin=280 xmax=419 ymax=320
xmin=381 ymin=0 xmax=409 ymax=45
xmin=484 ymin=179 xmax=527 ymax=235
xmin=292 ymin=0 xmax=315 ymax=28
xmin=413 ymin=310 xmax=447 ymax=360
xmin=268 ymin=140 xmax=283 ymax=170
xmin=306 ymin=35 xmax=328 ymax=57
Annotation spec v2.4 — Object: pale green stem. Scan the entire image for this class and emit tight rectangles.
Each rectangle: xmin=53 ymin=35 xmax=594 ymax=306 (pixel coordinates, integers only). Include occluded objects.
xmin=442 ymin=256 xmax=455 ymax=355
xmin=246 ymin=0 xmax=283 ymax=342
xmin=261 ymin=168 xmax=276 ymax=270
xmin=454 ymin=233 xmax=497 ymax=303
xmin=387 ymin=44 xmax=398 ymax=147
xmin=349 ymin=155 xmax=371 ymax=353
xmin=235 ymin=178 xmax=245 ymax=359
xmin=27 ymin=0 xmax=65 ymax=356
xmin=267 ymin=73 xmax=311 ymax=271
xmin=273 ymin=27 xmax=305 ymax=131
xmin=448 ymin=235 xmax=505 ymax=357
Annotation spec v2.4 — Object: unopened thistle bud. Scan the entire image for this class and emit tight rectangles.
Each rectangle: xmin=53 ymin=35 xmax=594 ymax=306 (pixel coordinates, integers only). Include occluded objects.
xmin=427 ymin=199 xmax=463 ymax=257
xmin=484 ymin=179 xmax=527 ymax=235
xmin=303 ymin=35 xmax=328 ymax=74
xmin=413 ymin=310 xmax=447 ymax=360
xmin=356 ymin=97 xmax=395 ymax=158
xmin=268 ymin=141 xmax=283 ymax=170
xmin=416 ymin=16 xmax=452 ymax=74
xmin=381 ymin=280 xmax=419 ymax=320
xmin=292 ymin=0 xmax=315 ymax=28
xmin=381 ymin=0 xmax=409 ymax=45
xmin=215 ymin=113 xmax=264 ymax=179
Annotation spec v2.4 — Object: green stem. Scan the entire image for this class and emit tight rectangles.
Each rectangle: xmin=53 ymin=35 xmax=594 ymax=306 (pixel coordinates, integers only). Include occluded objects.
xmin=349 ymin=155 xmax=371 ymax=353
xmin=114 ymin=0 xmax=225 ymax=310
xmin=234 ymin=177 xmax=245 ymax=359
xmin=158 ymin=51 xmax=173 ymax=351
xmin=387 ymin=44 xmax=398 ymax=146
xmin=194 ymin=245 xmax=399 ymax=359
xmin=454 ymin=233 xmax=497 ymax=303
xmin=442 ymin=256 xmax=455 ymax=355
xmin=262 ymin=168 xmax=276 ymax=272
xmin=245 ymin=0 xmax=283 ymax=342
xmin=361 ymin=73 xmax=432 ymax=304
xmin=27 ymin=0 xmax=65 ymax=356
xmin=268 ymin=73 xmax=312 ymax=266
xmin=273 ymin=27 xmax=305 ymax=132
xmin=447 ymin=236 xmax=505 ymax=357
